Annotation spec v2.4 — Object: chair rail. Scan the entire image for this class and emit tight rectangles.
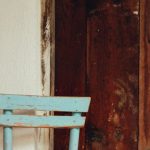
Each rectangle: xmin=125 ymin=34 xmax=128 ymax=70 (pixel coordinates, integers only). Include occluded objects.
xmin=0 ymin=95 xmax=90 ymax=112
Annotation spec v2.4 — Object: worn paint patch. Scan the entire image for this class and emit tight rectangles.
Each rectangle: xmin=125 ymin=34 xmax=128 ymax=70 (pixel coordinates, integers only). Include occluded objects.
xmin=36 ymin=0 xmax=55 ymax=150
xmin=41 ymin=0 xmax=51 ymax=96
xmin=114 ymin=76 xmax=138 ymax=114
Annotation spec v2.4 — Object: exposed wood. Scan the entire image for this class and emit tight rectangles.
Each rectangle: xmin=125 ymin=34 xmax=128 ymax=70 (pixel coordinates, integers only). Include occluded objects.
xmin=49 ymin=0 xmax=55 ymax=149
xmin=0 ymin=115 xmax=85 ymax=128
xmin=49 ymin=0 xmax=55 ymax=97
xmin=41 ymin=0 xmax=55 ymax=96
xmin=41 ymin=0 xmax=50 ymax=95
xmin=139 ymin=1 xmax=146 ymax=149
xmin=139 ymin=0 xmax=150 ymax=149
xmin=55 ymin=0 xmax=87 ymax=149
xmin=86 ymin=0 xmax=139 ymax=149
xmin=55 ymin=0 xmax=139 ymax=149
xmin=36 ymin=0 xmax=55 ymax=149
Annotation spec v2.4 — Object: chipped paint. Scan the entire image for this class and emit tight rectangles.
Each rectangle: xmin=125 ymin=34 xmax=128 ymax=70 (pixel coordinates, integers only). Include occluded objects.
xmin=36 ymin=0 xmax=55 ymax=150
xmin=41 ymin=0 xmax=51 ymax=96
xmin=133 ymin=11 xmax=138 ymax=15
xmin=41 ymin=0 xmax=55 ymax=96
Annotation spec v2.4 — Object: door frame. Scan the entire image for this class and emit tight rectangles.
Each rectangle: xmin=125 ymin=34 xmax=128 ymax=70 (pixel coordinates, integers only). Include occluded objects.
xmin=36 ymin=0 xmax=55 ymax=149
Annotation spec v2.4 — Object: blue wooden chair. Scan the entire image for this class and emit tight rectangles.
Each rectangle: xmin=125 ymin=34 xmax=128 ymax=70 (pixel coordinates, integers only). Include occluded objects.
xmin=0 ymin=94 xmax=90 ymax=150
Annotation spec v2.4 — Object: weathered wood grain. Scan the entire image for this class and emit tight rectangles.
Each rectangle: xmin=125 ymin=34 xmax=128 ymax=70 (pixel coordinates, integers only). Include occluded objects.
xmin=55 ymin=0 xmax=87 ymax=149
xmin=55 ymin=0 xmax=139 ymax=149
xmin=36 ymin=0 xmax=55 ymax=149
xmin=139 ymin=0 xmax=150 ymax=149
xmin=86 ymin=0 xmax=139 ymax=149
xmin=0 ymin=115 xmax=85 ymax=128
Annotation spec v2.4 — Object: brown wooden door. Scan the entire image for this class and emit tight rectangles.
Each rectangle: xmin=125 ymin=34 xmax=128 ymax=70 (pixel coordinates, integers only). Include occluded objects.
xmin=86 ymin=1 xmax=139 ymax=149
xmin=55 ymin=0 xmax=139 ymax=150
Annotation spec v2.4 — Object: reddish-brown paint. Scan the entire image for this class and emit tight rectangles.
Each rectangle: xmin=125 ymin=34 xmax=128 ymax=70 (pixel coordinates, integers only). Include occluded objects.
xmin=86 ymin=1 xmax=139 ymax=149
xmin=55 ymin=0 xmax=87 ymax=149
xmin=55 ymin=0 xmax=139 ymax=149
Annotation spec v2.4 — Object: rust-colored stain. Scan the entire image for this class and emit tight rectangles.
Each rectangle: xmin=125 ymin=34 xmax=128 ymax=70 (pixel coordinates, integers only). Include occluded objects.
xmin=14 ymin=122 xmax=25 ymax=126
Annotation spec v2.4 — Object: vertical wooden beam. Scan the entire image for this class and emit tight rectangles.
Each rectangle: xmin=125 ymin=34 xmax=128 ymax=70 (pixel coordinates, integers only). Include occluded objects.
xmin=86 ymin=0 xmax=139 ymax=149
xmin=55 ymin=0 xmax=87 ymax=149
xmin=35 ymin=0 xmax=55 ymax=150
xmin=139 ymin=0 xmax=150 ymax=149
xmin=139 ymin=1 xmax=146 ymax=149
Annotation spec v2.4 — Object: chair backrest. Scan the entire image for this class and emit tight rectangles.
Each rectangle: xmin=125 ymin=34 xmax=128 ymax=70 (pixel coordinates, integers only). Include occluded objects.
xmin=0 ymin=94 xmax=91 ymax=150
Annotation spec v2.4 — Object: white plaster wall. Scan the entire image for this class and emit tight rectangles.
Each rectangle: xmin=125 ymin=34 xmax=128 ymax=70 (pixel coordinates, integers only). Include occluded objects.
xmin=0 ymin=0 xmax=42 ymax=149
xmin=0 ymin=0 xmax=42 ymax=95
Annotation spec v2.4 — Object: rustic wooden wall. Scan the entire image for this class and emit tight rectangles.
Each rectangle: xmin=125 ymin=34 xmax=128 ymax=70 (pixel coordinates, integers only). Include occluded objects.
xmin=55 ymin=0 xmax=139 ymax=149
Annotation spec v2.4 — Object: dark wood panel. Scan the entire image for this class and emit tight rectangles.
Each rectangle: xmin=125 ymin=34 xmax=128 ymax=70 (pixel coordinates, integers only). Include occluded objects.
xmin=86 ymin=1 xmax=139 ymax=149
xmin=55 ymin=0 xmax=86 ymax=96
xmin=139 ymin=0 xmax=150 ymax=149
xmin=55 ymin=0 xmax=87 ymax=149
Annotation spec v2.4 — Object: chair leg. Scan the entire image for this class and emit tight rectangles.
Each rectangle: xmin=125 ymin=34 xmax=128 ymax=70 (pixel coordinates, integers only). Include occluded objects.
xmin=3 ymin=110 xmax=13 ymax=150
xmin=69 ymin=113 xmax=81 ymax=150
xmin=69 ymin=128 xmax=80 ymax=150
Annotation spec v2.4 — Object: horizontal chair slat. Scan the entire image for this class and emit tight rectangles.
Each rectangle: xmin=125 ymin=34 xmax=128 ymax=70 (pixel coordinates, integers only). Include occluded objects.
xmin=0 ymin=95 xmax=90 ymax=112
xmin=0 ymin=115 xmax=85 ymax=128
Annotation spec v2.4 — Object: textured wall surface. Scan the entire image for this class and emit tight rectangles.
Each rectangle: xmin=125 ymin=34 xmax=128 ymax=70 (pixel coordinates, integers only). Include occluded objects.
xmin=0 ymin=0 xmax=42 ymax=95
xmin=86 ymin=0 xmax=139 ymax=149
xmin=55 ymin=0 xmax=139 ymax=149
xmin=55 ymin=0 xmax=87 ymax=149
xmin=0 ymin=1 xmax=41 ymax=149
